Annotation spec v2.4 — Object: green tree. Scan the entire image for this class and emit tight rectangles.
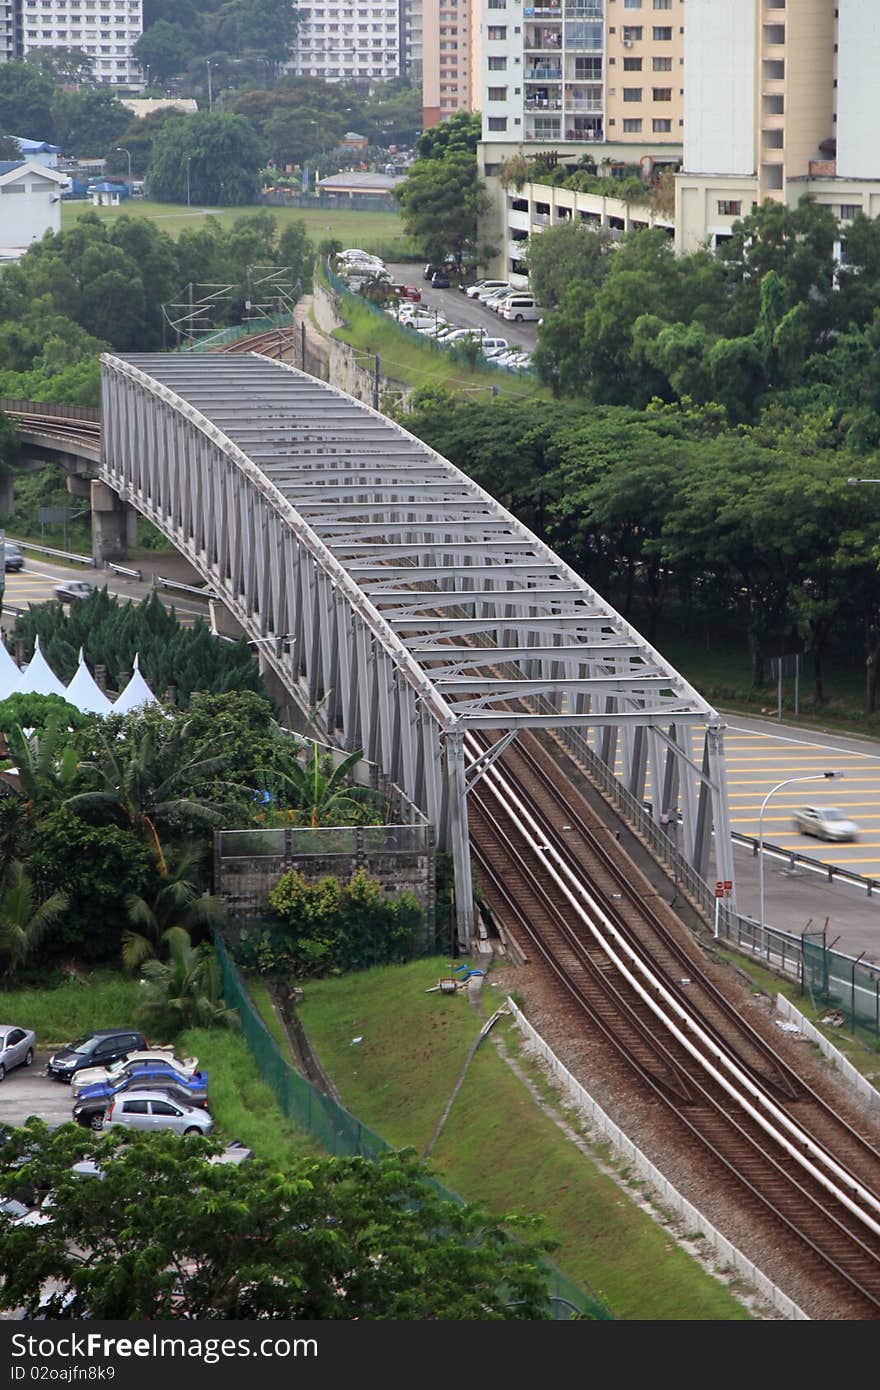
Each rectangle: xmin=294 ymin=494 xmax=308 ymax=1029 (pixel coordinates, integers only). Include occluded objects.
xmin=264 ymin=742 xmax=382 ymax=827
xmin=122 ymin=845 xmax=226 ymax=971
xmin=133 ymin=20 xmax=194 ymax=81
xmin=396 ymin=152 xmax=492 ymax=272
xmin=147 ymin=110 xmax=266 ymax=206
xmin=0 ymin=132 xmax=20 ymax=160
xmin=526 ymin=221 xmax=612 ymax=311
xmin=25 ymin=47 xmax=94 ymax=85
xmin=0 ymin=720 xmax=83 ymax=820
xmin=26 ymin=809 xmax=155 ymax=963
xmin=0 ymin=862 xmax=68 ymax=984
xmin=50 ymin=88 xmax=131 ymax=158
xmin=0 ymin=1127 xmax=554 ymax=1320
xmin=0 ymin=63 xmax=54 ymax=141
xmin=416 ymin=111 xmax=481 ymax=160
xmin=137 ymin=926 xmax=238 ymax=1035
xmin=66 ymin=711 xmax=234 ymax=872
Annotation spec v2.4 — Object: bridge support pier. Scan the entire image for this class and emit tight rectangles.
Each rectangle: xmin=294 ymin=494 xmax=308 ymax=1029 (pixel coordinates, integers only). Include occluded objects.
xmin=91 ymin=480 xmax=135 ymax=564
xmin=0 ymin=472 xmax=13 ymax=515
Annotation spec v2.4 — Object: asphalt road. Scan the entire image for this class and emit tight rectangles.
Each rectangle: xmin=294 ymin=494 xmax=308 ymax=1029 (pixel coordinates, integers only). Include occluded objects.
xmin=386 ymin=264 xmax=539 ymax=352
xmin=2 ymin=555 xmax=211 ymax=632
xmin=0 ymin=1055 xmax=74 ymax=1130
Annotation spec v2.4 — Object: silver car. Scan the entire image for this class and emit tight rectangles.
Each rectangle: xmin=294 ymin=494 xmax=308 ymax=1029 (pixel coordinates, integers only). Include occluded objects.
xmin=792 ymin=806 xmax=859 ymax=842
xmin=103 ymin=1089 xmax=213 ymax=1136
xmin=0 ymin=1026 xmax=36 ymax=1081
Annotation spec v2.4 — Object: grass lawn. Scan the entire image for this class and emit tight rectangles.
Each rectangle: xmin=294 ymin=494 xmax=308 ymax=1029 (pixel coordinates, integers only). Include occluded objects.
xmin=298 ymin=956 xmax=750 ymax=1320
xmin=61 ymin=199 xmax=414 ymax=260
xmin=0 ymin=973 xmax=142 ymax=1049
xmin=330 ymin=292 xmax=551 ymax=405
xmin=244 ymin=976 xmax=296 ymax=1065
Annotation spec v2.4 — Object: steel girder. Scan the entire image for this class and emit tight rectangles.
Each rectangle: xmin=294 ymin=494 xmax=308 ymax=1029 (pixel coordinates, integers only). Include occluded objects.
xmin=100 ymin=352 xmax=735 ymax=943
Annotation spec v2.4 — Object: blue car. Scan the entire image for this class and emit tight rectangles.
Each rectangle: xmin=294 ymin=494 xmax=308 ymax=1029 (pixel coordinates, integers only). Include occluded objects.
xmin=75 ymin=1062 xmax=208 ymax=1109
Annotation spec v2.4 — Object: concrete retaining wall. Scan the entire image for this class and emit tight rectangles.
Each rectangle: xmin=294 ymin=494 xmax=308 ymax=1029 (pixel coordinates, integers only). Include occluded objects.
xmin=312 ymin=279 xmax=412 ymax=412
xmin=775 ymin=993 xmax=880 ymax=1114
xmin=506 ymin=997 xmax=809 ymax=1320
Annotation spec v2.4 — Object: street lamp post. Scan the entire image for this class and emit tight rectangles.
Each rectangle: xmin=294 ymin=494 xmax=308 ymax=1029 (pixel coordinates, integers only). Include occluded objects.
xmin=206 ymin=60 xmax=213 ymax=112
xmin=758 ymin=771 xmax=843 ymax=953
xmin=185 ymin=156 xmax=192 ymax=208
xmin=115 ymin=146 xmax=131 ymax=185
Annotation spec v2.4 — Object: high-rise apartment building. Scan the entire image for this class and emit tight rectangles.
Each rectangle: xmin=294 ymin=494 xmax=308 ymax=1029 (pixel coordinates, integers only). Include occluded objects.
xmin=676 ymin=0 xmax=880 ymax=253
xmin=0 ymin=0 xmax=15 ymax=63
xmin=422 ymin=0 xmax=481 ymax=127
xmin=291 ymin=1 xmax=404 ymax=84
xmin=478 ymin=0 xmax=684 ymax=149
xmin=401 ymin=0 xmax=423 ymax=79
xmin=13 ymin=0 xmax=143 ymax=87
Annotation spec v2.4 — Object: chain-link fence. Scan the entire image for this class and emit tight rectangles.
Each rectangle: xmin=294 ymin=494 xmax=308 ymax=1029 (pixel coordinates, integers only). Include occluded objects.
xmin=802 ymin=929 xmax=880 ymax=1045
xmin=214 ymin=935 xmax=612 ymax=1319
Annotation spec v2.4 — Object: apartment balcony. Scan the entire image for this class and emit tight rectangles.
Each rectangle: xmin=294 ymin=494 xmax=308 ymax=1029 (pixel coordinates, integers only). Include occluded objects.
xmin=525 ymin=97 xmax=563 ymax=111
xmin=508 ymin=206 xmax=531 ymax=231
xmin=523 ymin=1 xmax=561 ymax=14
xmin=564 ymin=1 xmax=602 ymax=15
xmin=525 ymin=65 xmax=562 ymax=80
xmin=532 ymin=210 xmax=551 ymax=225
xmin=565 ymin=92 xmax=602 ymax=113
xmin=524 ymin=29 xmax=562 ymax=51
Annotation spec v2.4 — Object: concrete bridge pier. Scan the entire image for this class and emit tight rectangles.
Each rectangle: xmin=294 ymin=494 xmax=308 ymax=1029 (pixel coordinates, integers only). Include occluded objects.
xmin=91 ymin=480 xmax=136 ymax=563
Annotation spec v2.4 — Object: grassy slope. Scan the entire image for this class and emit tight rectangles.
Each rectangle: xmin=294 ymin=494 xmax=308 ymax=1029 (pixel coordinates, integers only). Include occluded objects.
xmin=0 ymin=974 xmax=142 ymax=1048
xmin=330 ymin=292 xmax=550 ymax=405
xmin=61 ymin=199 xmax=413 ymax=259
xmin=297 ymin=956 xmax=750 ymax=1320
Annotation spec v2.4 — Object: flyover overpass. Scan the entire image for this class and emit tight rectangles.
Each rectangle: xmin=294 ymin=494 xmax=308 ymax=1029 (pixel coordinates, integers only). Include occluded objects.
xmin=4 ymin=359 xmax=736 ymax=942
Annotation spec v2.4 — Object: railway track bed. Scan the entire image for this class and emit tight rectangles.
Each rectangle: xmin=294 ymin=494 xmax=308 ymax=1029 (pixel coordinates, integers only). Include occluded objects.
xmin=470 ymin=730 xmax=880 ymax=1319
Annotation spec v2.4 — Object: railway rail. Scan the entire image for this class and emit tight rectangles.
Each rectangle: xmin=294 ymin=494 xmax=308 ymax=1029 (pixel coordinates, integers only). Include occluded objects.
xmin=467 ymin=727 xmax=880 ymax=1317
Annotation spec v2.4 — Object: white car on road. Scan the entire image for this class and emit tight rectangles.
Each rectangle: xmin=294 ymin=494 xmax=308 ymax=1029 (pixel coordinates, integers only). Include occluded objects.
xmin=71 ymin=1050 xmax=199 ymax=1095
xmin=0 ymin=1026 xmax=36 ymax=1081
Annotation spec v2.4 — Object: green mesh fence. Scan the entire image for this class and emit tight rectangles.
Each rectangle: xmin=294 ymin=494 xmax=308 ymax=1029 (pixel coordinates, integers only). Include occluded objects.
xmin=214 ymin=935 xmax=612 ymax=1319
xmin=802 ymin=932 xmax=880 ymax=1046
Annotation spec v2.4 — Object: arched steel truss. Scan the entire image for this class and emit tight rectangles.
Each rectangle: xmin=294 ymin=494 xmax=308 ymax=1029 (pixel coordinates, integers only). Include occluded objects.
xmin=101 ymin=352 xmax=736 ymax=942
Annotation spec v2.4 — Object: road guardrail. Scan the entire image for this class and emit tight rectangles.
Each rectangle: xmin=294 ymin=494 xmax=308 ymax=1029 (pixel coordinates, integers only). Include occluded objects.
xmin=154 ymin=575 xmax=218 ymax=601
xmin=733 ymin=831 xmax=880 ymax=897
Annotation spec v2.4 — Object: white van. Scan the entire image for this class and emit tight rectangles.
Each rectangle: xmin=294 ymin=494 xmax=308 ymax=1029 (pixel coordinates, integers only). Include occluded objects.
xmin=478 ymin=337 xmax=508 ymax=354
xmin=500 ymin=296 xmax=541 ymax=322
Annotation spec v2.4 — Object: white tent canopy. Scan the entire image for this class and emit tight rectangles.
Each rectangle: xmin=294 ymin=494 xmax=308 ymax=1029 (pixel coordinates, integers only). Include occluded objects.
xmin=113 ymin=654 xmax=158 ymax=714
xmin=65 ymin=648 xmax=114 ymax=716
xmin=16 ymin=635 xmax=69 ymax=699
xmin=0 ymin=640 xmax=19 ymax=701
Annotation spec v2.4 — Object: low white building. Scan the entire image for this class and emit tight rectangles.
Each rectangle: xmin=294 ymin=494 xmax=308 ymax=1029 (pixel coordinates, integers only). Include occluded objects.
xmin=0 ymin=160 xmax=68 ymax=257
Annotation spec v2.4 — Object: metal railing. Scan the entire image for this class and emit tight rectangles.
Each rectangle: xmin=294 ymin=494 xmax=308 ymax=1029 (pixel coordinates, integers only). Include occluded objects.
xmin=0 ymin=397 xmax=100 ymax=423
xmin=733 ymin=831 xmax=880 ymax=897
xmin=2 ymin=534 xmax=96 ymax=567
xmin=216 ymin=823 xmax=430 ymax=860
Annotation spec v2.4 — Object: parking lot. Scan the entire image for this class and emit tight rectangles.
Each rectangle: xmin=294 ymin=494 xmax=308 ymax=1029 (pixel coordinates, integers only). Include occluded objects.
xmin=0 ymin=1054 xmax=76 ymax=1129
xmin=386 ymin=263 xmax=539 ymax=352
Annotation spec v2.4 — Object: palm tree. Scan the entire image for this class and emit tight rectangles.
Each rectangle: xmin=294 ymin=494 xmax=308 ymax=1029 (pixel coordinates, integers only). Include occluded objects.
xmin=0 ymin=862 xmax=69 ymax=984
xmin=122 ymin=845 xmax=227 ymax=972
xmin=137 ymin=927 xmax=238 ymax=1036
xmin=66 ymin=716 xmax=237 ymax=874
xmin=263 ymin=742 xmax=384 ymax=827
xmin=2 ymin=721 xmax=80 ymax=820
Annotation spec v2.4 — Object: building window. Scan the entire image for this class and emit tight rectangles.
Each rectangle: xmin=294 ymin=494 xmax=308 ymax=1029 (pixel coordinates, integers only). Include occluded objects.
xmin=623 ymin=56 xmax=642 ymax=70
xmin=652 ymin=55 xmax=672 ymax=70
xmin=717 ymin=200 xmax=741 ymax=216
xmin=652 ymin=87 xmax=671 ymax=100
xmin=839 ymin=204 xmax=858 ymax=220
xmin=622 ymin=118 xmax=642 ymax=132
xmin=488 ymin=116 xmax=508 ymax=130
xmin=652 ymin=26 xmax=672 ymax=39
xmin=623 ymin=0 xmax=641 ymax=7
xmin=652 ymin=118 xmax=671 ymax=132
xmin=622 ymin=26 xmax=642 ymax=41
xmin=488 ymin=55 xmax=507 ymax=69
xmin=488 ymin=0 xmax=506 ymax=7
xmin=487 ymin=25 xmax=506 ymax=38
xmin=488 ymin=86 xmax=507 ymax=99
xmin=622 ymin=88 xmax=642 ymax=101
xmin=653 ymin=0 xmax=671 ymax=6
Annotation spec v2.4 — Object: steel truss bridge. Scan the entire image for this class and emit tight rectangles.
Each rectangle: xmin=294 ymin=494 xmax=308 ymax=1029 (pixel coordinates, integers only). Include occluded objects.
xmin=100 ymin=352 xmax=736 ymax=942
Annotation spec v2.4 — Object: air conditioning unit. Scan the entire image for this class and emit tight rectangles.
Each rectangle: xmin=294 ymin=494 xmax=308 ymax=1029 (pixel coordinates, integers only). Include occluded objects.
xmin=623 ymin=39 xmax=632 ymax=47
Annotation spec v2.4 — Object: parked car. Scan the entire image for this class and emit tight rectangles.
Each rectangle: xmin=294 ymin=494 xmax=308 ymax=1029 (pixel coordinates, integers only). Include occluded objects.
xmin=500 ymin=295 xmax=542 ymax=322
xmin=3 ymin=543 xmax=23 ymax=572
xmin=103 ymin=1090 xmax=213 ymax=1137
xmin=74 ymin=1080 xmax=206 ymax=1131
xmin=76 ymin=1063 xmax=209 ymax=1109
xmin=423 ymin=263 xmax=444 ymax=281
xmin=465 ymin=280 xmax=508 ymax=299
xmin=477 ymin=284 xmax=513 ymax=304
xmin=71 ymin=1049 xmax=199 ymax=1095
xmin=48 ymin=1029 xmax=146 ymax=1082
xmin=791 ymin=806 xmax=859 ymax=842
xmin=431 ymin=271 xmax=451 ymax=289
xmin=0 ymin=1027 xmax=36 ymax=1081
xmin=478 ymin=338 xmax=509 ymax=355
xmin=398 ymin=284 xmax=421 ymax=302
xmin=54 ymin=579 xmax=94 ymax=603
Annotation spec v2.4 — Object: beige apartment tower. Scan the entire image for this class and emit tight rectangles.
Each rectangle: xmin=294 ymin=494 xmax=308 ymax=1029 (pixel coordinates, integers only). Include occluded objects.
xmin=676 ymin=0 xmax=880 ymax=253
xmin=423 ymin=0 xmax=482 ymax=127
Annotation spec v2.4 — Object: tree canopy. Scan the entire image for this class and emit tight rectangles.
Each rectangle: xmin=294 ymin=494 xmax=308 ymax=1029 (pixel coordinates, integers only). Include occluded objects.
xmin=396 ymin=152 xmax=493 ymax=272
xmin=0 ymin=1125 xmax=555 ymax=1319
xmin=147 ymin=110 xmax=266 ymax=206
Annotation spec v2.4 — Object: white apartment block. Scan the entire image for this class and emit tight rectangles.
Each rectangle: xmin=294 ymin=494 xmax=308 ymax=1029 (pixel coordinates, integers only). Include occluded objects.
xmin=15 ymin=0 xmax=143 ymax=87
xmin=422 ymin=0 xmax=481 ymax=126
xmin=0 ymin=0 xmax=15 ymax=63
xmin=291 ymin=1 xmax=404 ymax=84
xmin=676 ymin=0 xmax=880 ymax=253
xmin=402 ymin=0 xmax=422 ymax=78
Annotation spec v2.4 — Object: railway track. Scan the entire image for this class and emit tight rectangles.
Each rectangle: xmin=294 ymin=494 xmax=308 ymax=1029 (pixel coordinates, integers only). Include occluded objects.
xmin=215 ymin=326 xmax=291 ymax=359
xmin=468 ymin=727 xmax=880 ymax=1317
